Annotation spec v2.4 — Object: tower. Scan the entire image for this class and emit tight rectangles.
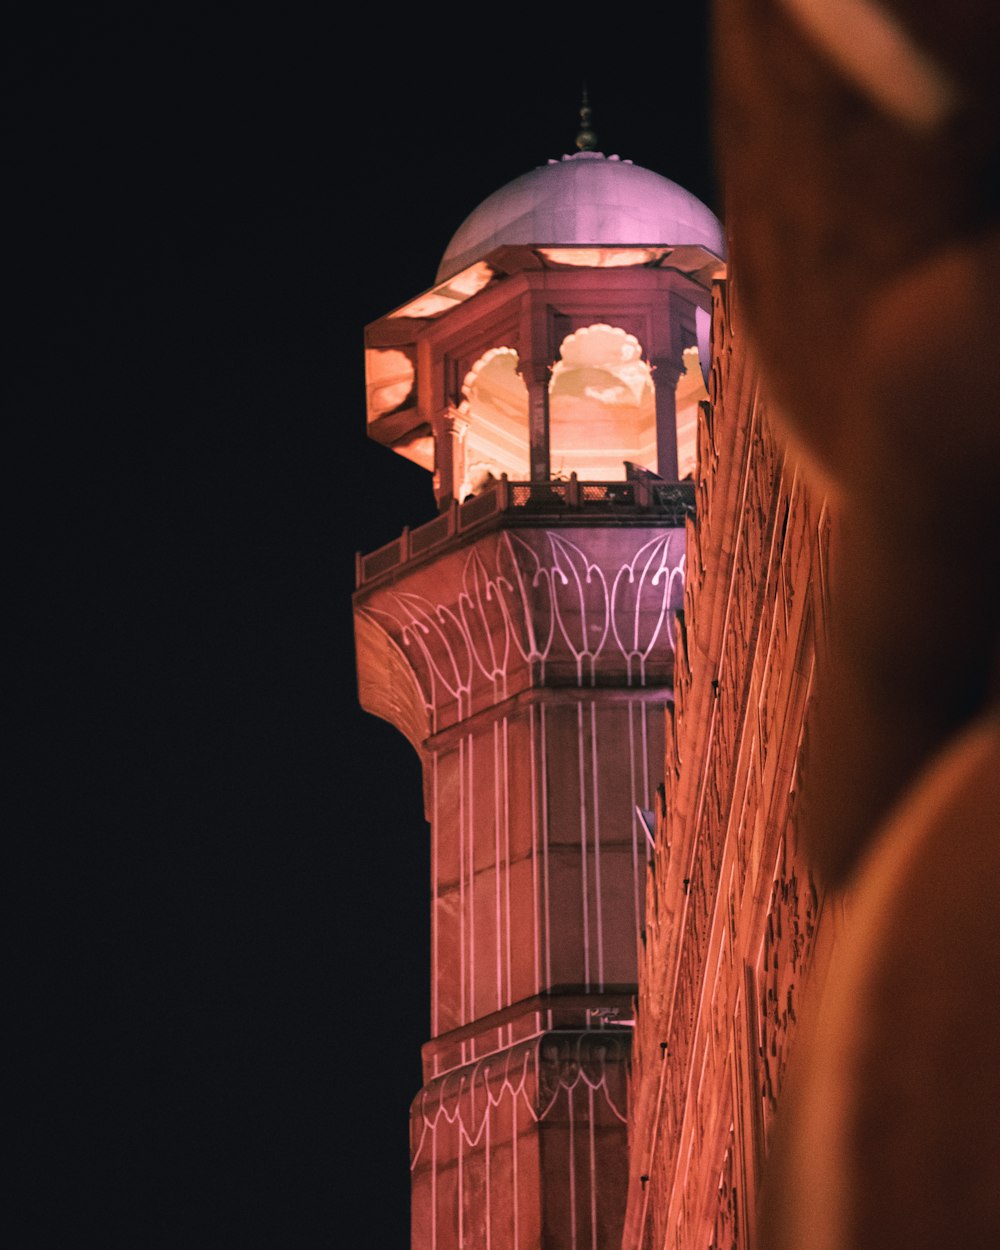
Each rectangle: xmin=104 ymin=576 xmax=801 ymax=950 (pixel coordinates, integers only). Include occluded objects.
xmin=354 ymin=136 xmax=724 ymax=1249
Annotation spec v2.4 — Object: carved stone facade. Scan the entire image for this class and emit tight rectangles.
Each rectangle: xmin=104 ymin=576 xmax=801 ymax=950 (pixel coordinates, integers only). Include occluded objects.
xmin=622 ymin=277 xmax=838 ymax=1250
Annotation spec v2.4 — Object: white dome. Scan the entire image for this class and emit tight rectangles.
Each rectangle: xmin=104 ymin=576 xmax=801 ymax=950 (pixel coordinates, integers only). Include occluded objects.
xmin=437 ymin=151 xmax=725 ymax=283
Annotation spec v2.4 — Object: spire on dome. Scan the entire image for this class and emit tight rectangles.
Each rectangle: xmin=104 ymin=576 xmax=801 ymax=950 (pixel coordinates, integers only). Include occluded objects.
xmin=575 ymin=87 xmax=598 ymax=152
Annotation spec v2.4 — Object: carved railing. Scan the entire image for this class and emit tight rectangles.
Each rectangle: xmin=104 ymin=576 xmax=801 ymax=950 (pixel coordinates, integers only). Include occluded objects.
xmin=356 ymin=476 xmax=696 ymax=589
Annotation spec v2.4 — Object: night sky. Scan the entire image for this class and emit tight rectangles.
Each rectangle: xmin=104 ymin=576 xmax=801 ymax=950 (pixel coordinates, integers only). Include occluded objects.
xmin=12 ymin=13 xmax=717 ymax=1246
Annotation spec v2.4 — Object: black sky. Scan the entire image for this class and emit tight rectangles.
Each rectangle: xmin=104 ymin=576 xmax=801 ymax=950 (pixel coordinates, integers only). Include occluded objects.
xmin=12 ymin=12 xmax=716 ymax=1246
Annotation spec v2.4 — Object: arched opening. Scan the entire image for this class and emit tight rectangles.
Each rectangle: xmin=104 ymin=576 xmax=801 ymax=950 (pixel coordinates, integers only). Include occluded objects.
xmin=457 ymin=347 xmax=530 ymax=496
xmin=675 ymin=346 xmax=709 ymax=481
xmin=548 ymin=325 xmax=656 ymax=481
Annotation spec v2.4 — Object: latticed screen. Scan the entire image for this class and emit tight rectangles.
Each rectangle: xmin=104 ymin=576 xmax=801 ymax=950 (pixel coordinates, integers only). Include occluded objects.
xmin=457 ymin=490 xmax=500 ymax=528
xmin=409 ymin=513 xmax=451 ymax=556
xmin=361 ymin=538 xmax=404 ymax=580
xmin=582 ymin=483 xmax=636 ymax=505
xmin=511 ymin=483 xmax=569 ymax=508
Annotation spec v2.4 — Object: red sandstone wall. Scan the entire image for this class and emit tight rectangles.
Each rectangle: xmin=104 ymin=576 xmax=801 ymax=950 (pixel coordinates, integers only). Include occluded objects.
xmin=427 ymin=697 xmax=665 ymax=1063
xmin=623 ymin=278 xmax=841 ymax=1250
xmin=411 ymin=1033 xmax=630 ymax=1250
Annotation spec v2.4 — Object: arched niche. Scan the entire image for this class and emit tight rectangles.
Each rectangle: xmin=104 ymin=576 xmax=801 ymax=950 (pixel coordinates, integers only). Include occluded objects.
xmin=457 ymin=346 xmax=530 ymax=497
xmin=548 ymin=324 xmax=656 ymax=481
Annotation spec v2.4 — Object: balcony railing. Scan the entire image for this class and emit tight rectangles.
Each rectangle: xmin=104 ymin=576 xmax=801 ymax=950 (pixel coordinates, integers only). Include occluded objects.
xmin=355 ymin=475 xmax=695 ymax=589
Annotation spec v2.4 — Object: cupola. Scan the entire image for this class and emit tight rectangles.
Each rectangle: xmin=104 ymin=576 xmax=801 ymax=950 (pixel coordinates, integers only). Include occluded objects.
xmin=364 ymin=140 xmax=724 ymax=506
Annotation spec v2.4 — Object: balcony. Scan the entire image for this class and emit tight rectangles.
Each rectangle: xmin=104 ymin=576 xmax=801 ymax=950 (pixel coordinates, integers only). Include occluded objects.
xmin=355 ymin=476 xmax=695 ymax=590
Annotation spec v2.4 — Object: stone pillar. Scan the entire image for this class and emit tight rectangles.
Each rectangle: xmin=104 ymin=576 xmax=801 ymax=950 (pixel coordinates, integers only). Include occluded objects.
xmin=521 ymin=360 xmax=550 ymax=482
xmin=650 ymin=355 xmax=682 ymax=481
xmin=438 ymin=408 xmax=469 ymax=503
xmin=519 ymin=290 xmax=552 ymax=482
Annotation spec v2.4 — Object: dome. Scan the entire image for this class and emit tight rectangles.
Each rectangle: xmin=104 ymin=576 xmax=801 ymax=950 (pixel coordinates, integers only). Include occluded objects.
xmin=437 ymin=151 xmax=725 ymax=283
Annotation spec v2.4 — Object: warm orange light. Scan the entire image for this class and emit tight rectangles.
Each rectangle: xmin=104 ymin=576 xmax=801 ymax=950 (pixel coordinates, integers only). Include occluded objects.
xmin=388 ymin=262 xmax=496 ymax=320
xmin=365 ymin=347 xmax=416 ymax=421
xmin=675 ymin=346 xmax=708 ymax=479
xmin=538 ymin=246 xmax=670 ymax=268
xmin=549 ymin=324 xmax=656 ymax=480
xmin=456 ymin=346 xmax=530 ymax=494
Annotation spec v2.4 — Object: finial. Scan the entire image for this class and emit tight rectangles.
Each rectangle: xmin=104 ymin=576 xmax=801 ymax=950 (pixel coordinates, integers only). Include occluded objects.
xmin=575 ymin=87 xmax=598 ymax=152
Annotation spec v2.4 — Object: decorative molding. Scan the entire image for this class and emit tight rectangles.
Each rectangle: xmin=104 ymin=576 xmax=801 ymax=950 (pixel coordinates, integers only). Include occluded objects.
xmin=411 ymin=1031 xmax=630 ymax=1166
xmin=358 ymin=529 xmax=684 ymax=731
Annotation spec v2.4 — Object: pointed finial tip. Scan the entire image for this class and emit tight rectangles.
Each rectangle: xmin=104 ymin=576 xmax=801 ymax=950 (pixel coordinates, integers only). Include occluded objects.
xmin=575 ymin=86 xmax=598 ymax=152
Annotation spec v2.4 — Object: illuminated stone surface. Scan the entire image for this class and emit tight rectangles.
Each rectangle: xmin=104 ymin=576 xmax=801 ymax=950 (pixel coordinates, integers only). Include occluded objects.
xmin=354 ymin=141 xmax=835 ymax=1250
xmin=356 ymin=506 xmax=677 ymax=1247
xmin=359 ymin=3 xmax=1000 ymax=1244
xmin=355 ymin=150 xmax=719 ymax=1250
xmin=711 ymin=5 xmax=1000 ymax=1250
xmin=622 ymin=278 xmax=832 ymax=1250
xmin=437 ymin=153 xmax=724 ymax=284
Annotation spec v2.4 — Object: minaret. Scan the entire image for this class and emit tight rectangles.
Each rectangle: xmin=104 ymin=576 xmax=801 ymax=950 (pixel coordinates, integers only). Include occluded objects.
xmin=354 ymin=119 xmax=724 ymax=1250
